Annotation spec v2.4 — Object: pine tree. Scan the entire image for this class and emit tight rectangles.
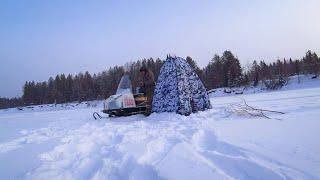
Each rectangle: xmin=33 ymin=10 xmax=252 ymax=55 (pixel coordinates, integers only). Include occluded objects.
xmin=65 ymin=74 xmax=73 ymax=102
xmin=53 ymin=75 xmax=63 ymax=103
xmin=186 ymin=56 xmax=202 ymax=78
xmin=221 ymin=51 xmax=242 ymax=87
xmin=251 ymin=60 xmax=260 ymax=86
xmin=203 ymin=54 xmax=224 ymax=89
xmin=47 ymin=77 xmax=55 ymax=103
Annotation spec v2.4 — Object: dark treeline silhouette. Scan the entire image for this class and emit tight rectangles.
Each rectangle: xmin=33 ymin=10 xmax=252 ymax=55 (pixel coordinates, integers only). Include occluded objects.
xmin=201 ymin=51 xmax=243 ymax=89
xmin=0 ymin=97 xmax=23 ymax=109
xmin=20 ymin=58 xmax=164 ymax=106
xmin=0 ymin=50 xmax=319 ymax=109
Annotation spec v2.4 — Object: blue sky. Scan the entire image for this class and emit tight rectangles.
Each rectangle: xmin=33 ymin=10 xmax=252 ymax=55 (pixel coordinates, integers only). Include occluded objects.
xmin=0 ymin=0 xmax=319 ymax=97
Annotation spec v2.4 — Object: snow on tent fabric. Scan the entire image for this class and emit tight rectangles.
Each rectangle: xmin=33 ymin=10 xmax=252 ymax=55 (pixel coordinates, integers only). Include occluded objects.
xmin=152 ymin=56 xmax=212 ymax=115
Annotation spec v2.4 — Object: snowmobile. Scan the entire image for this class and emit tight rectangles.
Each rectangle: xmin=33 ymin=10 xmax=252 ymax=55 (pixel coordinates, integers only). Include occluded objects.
xmin=93 ymin=74 xmax=151 ymax=119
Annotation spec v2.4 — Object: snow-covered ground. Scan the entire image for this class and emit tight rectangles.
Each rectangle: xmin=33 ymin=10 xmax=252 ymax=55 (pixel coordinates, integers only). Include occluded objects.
xmin=1 ymin=77 xmax=320 ymax=179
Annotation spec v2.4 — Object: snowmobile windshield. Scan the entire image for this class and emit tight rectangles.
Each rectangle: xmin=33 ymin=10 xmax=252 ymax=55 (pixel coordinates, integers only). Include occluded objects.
xmin=116 ymin=74 xmax=133 ymax=95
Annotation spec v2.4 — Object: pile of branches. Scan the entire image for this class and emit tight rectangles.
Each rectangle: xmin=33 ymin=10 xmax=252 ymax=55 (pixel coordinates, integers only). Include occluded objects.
xmin=227 ymin=99 xmax=285 ymax=120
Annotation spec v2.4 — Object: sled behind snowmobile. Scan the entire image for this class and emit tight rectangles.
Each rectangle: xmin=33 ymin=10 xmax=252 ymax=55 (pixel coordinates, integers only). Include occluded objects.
xmin=103 ymin=93 xmax=150 ymax=117
xmin=99 ymin=74 xmax=151 ymax=118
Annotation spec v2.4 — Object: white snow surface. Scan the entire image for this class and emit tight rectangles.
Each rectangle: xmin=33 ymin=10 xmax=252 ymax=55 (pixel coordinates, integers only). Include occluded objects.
xmin=1 ymin=77 xmax=320 ymax=179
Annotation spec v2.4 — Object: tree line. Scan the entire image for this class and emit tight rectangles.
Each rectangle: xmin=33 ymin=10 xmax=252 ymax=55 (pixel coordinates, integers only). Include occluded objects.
xmin=0 ymin=50 xmax=319 ymax=109
xmin=0 ymin=97 xmax=22 ymax=109
xmin=201 ymin=50 xmax=319 ymax=90
xmin=20 ymin=58 xmax=164 ymax=106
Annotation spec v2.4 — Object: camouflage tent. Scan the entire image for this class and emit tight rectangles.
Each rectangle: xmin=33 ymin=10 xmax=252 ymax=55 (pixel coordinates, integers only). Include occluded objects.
xmin=152 ymin=56 xmax=211 ymax=115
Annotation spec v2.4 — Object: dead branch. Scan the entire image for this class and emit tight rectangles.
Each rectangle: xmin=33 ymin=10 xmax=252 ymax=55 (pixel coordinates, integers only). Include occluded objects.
xmin=228 ymin=98 xmax=285 ymax=120
xmin=241 ymin=99 xmax=285 ymax=114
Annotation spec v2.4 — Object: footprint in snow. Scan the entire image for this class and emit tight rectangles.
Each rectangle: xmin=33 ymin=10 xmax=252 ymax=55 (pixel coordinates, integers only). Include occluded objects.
xmin=191 ymin=130 xmax=314 ymax=179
